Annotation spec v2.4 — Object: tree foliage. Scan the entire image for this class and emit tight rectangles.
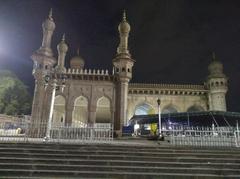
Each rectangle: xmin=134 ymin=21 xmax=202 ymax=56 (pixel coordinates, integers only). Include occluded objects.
xmin=0 ymin=70 xmax=32 ymax=115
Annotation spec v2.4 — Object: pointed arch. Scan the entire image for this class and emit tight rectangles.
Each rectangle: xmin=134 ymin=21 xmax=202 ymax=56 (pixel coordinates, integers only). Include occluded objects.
xmin=53 ymin=95 xmax=66 ymax=126
xmin=72 ymin=96 xmax=88 ymax=127
xmin=96 ymin=96 xmax=111 ymax=123
xmin=162 ymin=104 xmax=178 ymax=114
xmin=134 ymin=103 xmax=155 ymax=115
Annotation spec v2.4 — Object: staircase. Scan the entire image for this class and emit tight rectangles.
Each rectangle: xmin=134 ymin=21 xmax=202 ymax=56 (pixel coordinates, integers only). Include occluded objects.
xmin=0 ymin=141 xmax=239 ymax=178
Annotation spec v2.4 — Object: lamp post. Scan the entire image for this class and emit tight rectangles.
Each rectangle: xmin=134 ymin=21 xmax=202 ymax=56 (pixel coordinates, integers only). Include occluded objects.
xmin=44 ymin=79 xmax=57 ymax=141
xmin=44 ymin=74 xmax=66 ymax=141
xmin=237 ymin=120 xmax=239 ymax=139
xmin=212 ymin=122 xmax=215 ymax=136
xmin=157 ymin=98 xmax=162 ymax=137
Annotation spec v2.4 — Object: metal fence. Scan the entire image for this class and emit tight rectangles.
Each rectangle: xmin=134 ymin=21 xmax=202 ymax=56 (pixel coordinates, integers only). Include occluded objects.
xmin=163 ymin=126 xmax=240 ymax=148
xmin=0 ymin=118 xmax=240 ymax=147
xmin=0 ymin=121 xmax=113 ymax=143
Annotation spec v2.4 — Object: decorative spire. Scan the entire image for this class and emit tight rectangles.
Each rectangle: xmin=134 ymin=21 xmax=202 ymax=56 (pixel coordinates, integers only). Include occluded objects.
xmin=39 ymin=8 xmax=55 ymax=56
xmin=57 ymin=33 xmax=68 ymax=53
xmin=117 ymin=10 xmax=131 ymax=54
xmin=208 ymin=51 xmax=225 ymax=77
xmin=212 ymin=52 xmax=216 ymax=61
xmin=123 ymin=10 xmax=126 ymax=22
xmin=56 ymin=34 xmax=68 ymax=72
xmin=70 ymin=47 xmax=85 ymax=70
xmin=48 ymin=8 xmax=53 ymax=20
xmin=62 ymin=33 xmax=65 ymax=41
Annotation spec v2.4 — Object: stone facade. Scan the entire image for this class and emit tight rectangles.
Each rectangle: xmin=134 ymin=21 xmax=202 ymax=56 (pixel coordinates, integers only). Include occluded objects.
xmin=30 ymin=10 xmax=228 ymax=135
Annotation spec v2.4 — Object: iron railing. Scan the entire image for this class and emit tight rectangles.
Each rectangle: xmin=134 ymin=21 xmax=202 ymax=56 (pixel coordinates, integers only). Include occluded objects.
xmin=0 ymin=121 xmax=113 ymax=143
xmin=162 ymin=126 xmax=240 ymax=147
xmin=0 ymin=119 xmax=239 ymax=147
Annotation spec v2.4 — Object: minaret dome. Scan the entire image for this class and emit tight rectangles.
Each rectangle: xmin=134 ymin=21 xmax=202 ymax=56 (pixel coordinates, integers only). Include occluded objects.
xmin=57 ymin=34 xmax=68 ymax=53
xmin=118 ymin=10 xmax=131 ymax=34
xmin=70 ymin=49 xmax=85 ymax=70
xmin=208 ymin=52 xmax=225 ymax=78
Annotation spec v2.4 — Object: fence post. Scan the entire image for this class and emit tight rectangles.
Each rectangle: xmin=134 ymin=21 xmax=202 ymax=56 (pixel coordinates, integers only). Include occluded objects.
xmin=90 ymin=127 xmax=93 ymax=141
xmin=58 ymin=125 xmax=60 ymax=143
xmin=111 ymin=124 xmax=113 ymax=141
xmin=236 ymin=121 xmax=239 ymax=147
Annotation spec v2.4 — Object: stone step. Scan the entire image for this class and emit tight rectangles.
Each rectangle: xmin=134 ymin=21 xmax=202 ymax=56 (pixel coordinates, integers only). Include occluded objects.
xmin=0 ymin=160 xmax=239 ymax=169
xmin=0 ymin=146 xmax=240 ymax=156
xmin=0 ymin=169 xmax=239 ymax=178
xmin=0 ymin=156 xmax=239 ymax=167
xmin=0 ymin=154 xmax=239 ymax=164
xmin=0 ymin=142 xmax=239 ymax=178
xmin=0 ymin=163 xmax=239 ymax=175
xmin=0 ymin=142 xmax=238 ymax=153
xmin=0 ymin=145 xmax=231 ymax=152
xmin=0 ymin=150 xmax=239 ymax=160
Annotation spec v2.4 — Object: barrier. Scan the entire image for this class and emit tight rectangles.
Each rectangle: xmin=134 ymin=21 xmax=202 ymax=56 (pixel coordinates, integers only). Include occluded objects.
xmin=0 ymin=121 xmax=113 ymax=143
xmin=164 ymin=126 xmax=239 ymax=147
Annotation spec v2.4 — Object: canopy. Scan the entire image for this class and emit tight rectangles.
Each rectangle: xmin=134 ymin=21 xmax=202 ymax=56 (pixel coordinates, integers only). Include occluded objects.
xmin=129 ymin=111 xmax=240 ymax=127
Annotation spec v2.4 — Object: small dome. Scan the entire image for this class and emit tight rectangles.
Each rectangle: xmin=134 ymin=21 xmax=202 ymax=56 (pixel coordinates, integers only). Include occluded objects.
xmin=42 ymin=9 xmax=55 ymax=31
xmin=208 ymin=60 xmax=223 ymax=73
xmin=208 ymin=53 xmax=225 ymax=77
xmin=57 ymin=34 xmax=68 ymax=53
xmin=118 ymin=21 xmax=130 ymax=34
xmin=118 ymin=11 xmax=130 ymax=34
xmin=70 ymin=50 xmax=85 ymax=69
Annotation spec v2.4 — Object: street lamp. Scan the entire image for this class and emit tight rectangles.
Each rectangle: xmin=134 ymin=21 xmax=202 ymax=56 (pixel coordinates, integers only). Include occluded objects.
xmin=44 ymin=74 xmax=66 ymax=141
xmin=157 ymin=98 xmax=162 ymax=137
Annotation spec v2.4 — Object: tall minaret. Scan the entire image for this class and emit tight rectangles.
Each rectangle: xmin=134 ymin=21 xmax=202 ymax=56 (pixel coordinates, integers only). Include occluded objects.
xmin=55 ymin=34 xmax=68 ymax=73
xmin=113 ymin=11 xmax=135 ymax=136
xmin=38 ymin=8 xmax=56 ymax=57
xmin=207 ymin=52 xmax=228 ymax=111
xmin=31 ymin=9 xmax=56 ymax=125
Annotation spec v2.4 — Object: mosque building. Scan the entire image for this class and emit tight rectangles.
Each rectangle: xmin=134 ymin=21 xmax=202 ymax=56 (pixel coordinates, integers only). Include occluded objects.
xmin=31 ymin=10 xmax=228 ymax=135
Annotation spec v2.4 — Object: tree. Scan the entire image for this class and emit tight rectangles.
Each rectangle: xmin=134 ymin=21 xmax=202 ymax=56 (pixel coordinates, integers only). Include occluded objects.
xmin=0 ymin=70 xmax=32 ymax=115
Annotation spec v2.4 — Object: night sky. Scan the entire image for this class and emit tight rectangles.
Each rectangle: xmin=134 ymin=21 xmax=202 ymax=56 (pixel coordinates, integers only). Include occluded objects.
xmin=0 ymin=0 xmax=240 ymax=112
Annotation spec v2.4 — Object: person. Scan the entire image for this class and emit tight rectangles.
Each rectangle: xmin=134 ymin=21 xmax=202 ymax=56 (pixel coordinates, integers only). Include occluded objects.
xmin=150 ymin=123 xmax=157 ymax=136
xmin=16 ymin=128 xmax=21 ymax=134
xmin=134 ymin=121 xmax=140 ymax=136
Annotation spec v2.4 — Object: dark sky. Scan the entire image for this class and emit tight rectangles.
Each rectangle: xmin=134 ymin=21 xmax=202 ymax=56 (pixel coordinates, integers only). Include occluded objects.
xmin=0 ymin=0 xmax=240 ymax=112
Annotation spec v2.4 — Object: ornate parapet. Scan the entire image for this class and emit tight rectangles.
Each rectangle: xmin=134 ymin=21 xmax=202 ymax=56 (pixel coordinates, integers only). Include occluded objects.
xmin=51 ymin=68 xmax=117 ymax=82
xmin=66 ymin=68 xmax=109 ymax=76
xmin=128 ymin=83 xmax=208 ymax=96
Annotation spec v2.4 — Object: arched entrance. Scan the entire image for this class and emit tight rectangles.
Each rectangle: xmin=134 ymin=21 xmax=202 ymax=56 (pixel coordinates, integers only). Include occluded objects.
xmin=53 ymin=95 xmax=65 ymax=127
xmin=96 ymin=96 xmax=111 ymax=123
xmin=134 ymin=103 xmax=155 ymax=115
xmin=162 ymin=105 xmax=178 ymax=114
xmin=72 ymin=96 xmax=88 ymax=127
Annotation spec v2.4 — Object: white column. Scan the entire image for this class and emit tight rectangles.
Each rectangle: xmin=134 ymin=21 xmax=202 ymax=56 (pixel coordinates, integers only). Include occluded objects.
xmin=120 ymin=81 xmax=129 ymax=126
